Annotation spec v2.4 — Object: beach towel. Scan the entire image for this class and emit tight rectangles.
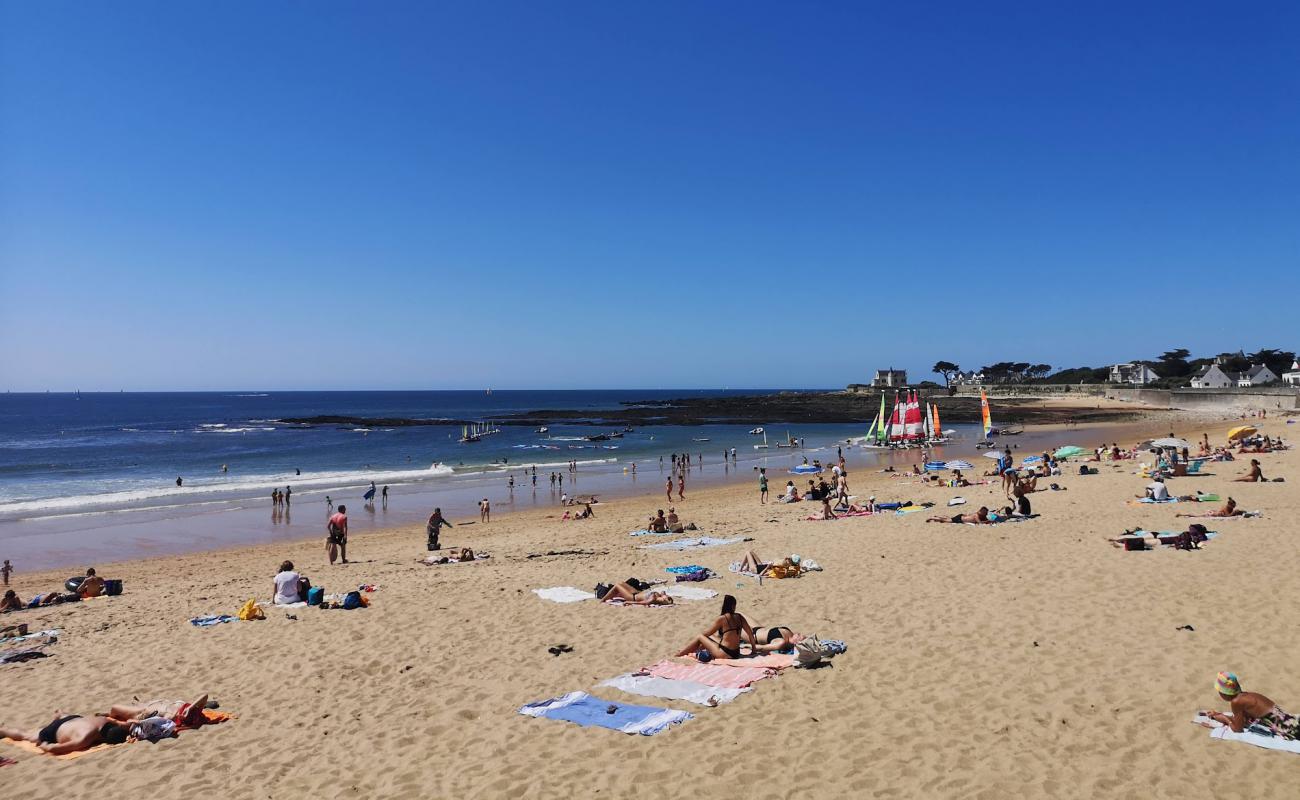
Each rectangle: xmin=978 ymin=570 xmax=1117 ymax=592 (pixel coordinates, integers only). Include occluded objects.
xmin=1192 ymin=714 xmax=1300 ymax=754
xmin=665 ymin=565 xmax=708 ymax=574
xmin=628 ymin=529 xmax=675 ymax=537
xmin=0 ymin=646 xmax=49 ymax=664
xmin=1131 ymin=498 xmax=1181 ymax=505
xmin=533 ymin=587 xmax=596 ymax=603
xmin=661 ymin=585 xmax=717 ymax=601
xmin=643 ymin=659 xmax=775 ymax=689
xmin=518 ymin=691 xmax=692 ymax=735
xmin=189 ymin=615 xmax=237 ymax=627
xmin=0 ymin=710 xmax=230 ymax=759
xmin=716 ymin=652 xmax=797 ymax=669
xmin=0 ymin=628 xmax=59 ymax=646
xmin=599 ymin=673 xmax=750 ymax=706
xmin=640 ymin=537 xmax=745 ymax=551
xmin=2 ymin=738 xmax=122 ymax=760
xmin=420 ymin=553 xmax=491 ymax=565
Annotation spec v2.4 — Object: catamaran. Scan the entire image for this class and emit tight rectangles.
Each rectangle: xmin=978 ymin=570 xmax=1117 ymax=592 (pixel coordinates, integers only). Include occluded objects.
xmin=753 ymin=429 xmax=770 ymax=449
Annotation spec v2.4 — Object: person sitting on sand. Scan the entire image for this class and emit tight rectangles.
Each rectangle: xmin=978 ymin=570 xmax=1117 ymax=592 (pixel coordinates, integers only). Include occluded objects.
xmin=78 ymin=567 xmax=105 ymax=598
xmin=814 ymin=497 xmax=838 ymax=520
xmin=1141 ymin=477 xmax=1171 ymax=501
xmin=927 ymin=506 xmax=990 ymax=524
xmin=0 ymin=713 xmax=131 ymax=754
xmin=1011 ymin=482 xmax=1032 ymax=516
xmin=648 ymin=509 xmax=669 ymax=533
xmin=779 ymin=482 xmax=800 ymax=503
xmin=0 ymin=589 xmax=22 ymax=612
xmin=597 ymin=581 xmax=672 ymax=606
xmin=1233 ymin=459 xmax=1265 ymax=482
xmin=665 ymin=507 xmax=684 ymax=532
xmin=273 ymin=561 xmax=308 ymax=605
xmin=951 ymin=470 xmax=970 ymax=487
xmin=575 ymin=502 xmax=595 ymax=520
xmin=1201 ymin=671 xmax=1300 ymax=739
xmin=674 ymin=594 xmax=755 ymax=660
xmin=106 ymin=694 xmax=210 ymax=728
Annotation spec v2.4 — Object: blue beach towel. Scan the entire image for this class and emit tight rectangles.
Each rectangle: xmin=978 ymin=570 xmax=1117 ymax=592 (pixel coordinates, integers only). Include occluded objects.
xmin=665 ymin=565 xmax=708 ymax=574
xmin=640 ymin=537 xmax=745 ymax=551
xmin=518 ymin=691 xmax=693 ymax=735
xmin=190 ymin=614 xmax=236 ymax=627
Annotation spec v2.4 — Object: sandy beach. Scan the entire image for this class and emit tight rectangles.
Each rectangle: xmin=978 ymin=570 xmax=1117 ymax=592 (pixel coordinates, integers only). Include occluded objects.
xmin=2 ymin=410 xmax=1297 ymax=798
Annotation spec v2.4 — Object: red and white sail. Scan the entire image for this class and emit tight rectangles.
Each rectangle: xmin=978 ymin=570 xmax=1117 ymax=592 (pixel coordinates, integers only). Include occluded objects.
xmin=888 ymin=393 xmax=906 ymax=441
xmin=902 ymin=391 xmax=924 ymax=440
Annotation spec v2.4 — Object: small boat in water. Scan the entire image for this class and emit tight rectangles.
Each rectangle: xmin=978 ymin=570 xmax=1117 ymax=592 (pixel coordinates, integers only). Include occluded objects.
xmin=748 ymin=427 xmax=764 ymax=435
xmin=537 ymin=426 xmax=549 ymax=434
xmin=692 ymin=437 xmax=710 ymax=442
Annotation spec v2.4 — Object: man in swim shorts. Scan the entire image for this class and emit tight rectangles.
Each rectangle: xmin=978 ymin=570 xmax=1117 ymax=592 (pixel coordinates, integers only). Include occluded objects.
xmin=1 ymin=713 xmax=130 ymax=754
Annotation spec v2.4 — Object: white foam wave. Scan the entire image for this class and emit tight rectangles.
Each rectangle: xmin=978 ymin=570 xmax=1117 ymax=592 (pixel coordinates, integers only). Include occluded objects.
xmin=0 ymin=464 xmax=456 ymax=519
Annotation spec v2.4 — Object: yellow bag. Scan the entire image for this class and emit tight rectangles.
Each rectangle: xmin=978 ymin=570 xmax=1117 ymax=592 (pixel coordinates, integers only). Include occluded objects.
xmin=237 ymin=598 xmax=265 ymax=621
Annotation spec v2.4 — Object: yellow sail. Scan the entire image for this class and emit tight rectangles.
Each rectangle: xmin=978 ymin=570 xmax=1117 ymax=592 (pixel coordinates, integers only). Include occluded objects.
xmin=980 ymin=390 xmax=992 ymax=439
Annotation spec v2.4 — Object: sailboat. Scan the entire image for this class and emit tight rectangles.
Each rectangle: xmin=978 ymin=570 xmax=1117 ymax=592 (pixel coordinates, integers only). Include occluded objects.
xmin=861 ymin=393 xmax=890 ymax=448
xmin=776 ymin=429 xmax=796 ymax=448
xmin=460 ymin=424 xmax=481 ymax=443
xmin=976 ymin=390 xmax=994 ymax=448
xmin=753 ymin=429 xmax=769 ymax=450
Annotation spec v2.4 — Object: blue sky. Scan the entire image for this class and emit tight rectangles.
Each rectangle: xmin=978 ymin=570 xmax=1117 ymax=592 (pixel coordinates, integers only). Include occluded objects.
xmin=2 ymin=2 xmax=1296 ymax=390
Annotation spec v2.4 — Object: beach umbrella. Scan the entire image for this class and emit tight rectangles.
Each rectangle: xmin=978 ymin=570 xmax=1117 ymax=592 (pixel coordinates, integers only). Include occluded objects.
xmin=1227 ymin=426 xmax=1257 ymax=441
xmin=1151 ymin=437 xmax=1191 ymax=450
xmin=1054 ymin=446 xmax=1086 ymax=458
xmin=790 ymin=464 xmax=821 ymax=474
xmin=982 ymin=451 xmax=1005 ymax=459
xmin=923 ymin=461 xmax=947 ymax=472
xmin=945 ymin=460 xmax=974 ymax=470
xmin=1022 ymin=455 xmax=1043 ymax=464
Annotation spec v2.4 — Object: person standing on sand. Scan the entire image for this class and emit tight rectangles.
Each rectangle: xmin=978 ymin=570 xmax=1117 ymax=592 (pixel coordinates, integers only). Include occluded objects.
xmin=479 ymin=498 xmax=490 ymax=523
xmin=285 ymin=486 xmax=292 ymax=506
xmin=382 ymin=485 xmax=388 ymax=508
xmin=759 ymin=468 xmax=769 ymax=504
xmin=426 ymin=508 xmax=452 ymax=550
xmin=327 ymin=505 xmax=348 ymax=565
xmin=665 ymin=477 xmax=673 ymax=502
xmin=677 ymin=473 xmax=686 ymax=501
xmin=2 ymin=559 xmax=12 ymax=587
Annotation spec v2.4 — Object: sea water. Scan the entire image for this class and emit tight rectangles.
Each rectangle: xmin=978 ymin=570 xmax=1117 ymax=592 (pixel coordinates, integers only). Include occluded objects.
xmin=2 ymin=390 xmax=918 ymax=568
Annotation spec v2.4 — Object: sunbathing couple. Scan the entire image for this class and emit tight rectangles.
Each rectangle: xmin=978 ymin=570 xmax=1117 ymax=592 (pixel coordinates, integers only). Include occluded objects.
xmin=674 ymin=595 xmax=801 ymax=660
xmin=1 ymin=694 xmax=210 ymax=755
xmin=647 ymin=508 xmax=689 ymax=533
xmin=2 ymin=568 xmax=107 ymax=612
xmin=424 ymin=547 xmax=477 ymax=564
xmin=1110 ymin=523 xmax=1211 ymax=550
xmin=737 ymin=550 xmax=802 ymax=578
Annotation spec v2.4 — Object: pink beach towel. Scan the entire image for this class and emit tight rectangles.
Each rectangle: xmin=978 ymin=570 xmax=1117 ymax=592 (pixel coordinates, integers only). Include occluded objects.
xmin=643 ymin=659 xmax=774 ymax=689
xmin=717 ymin=652 xmax=796 ymax=669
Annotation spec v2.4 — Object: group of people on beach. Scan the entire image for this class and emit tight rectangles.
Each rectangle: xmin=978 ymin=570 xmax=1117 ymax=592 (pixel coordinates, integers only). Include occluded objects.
xmin=1 ymin=567 xmax=108 ymax=612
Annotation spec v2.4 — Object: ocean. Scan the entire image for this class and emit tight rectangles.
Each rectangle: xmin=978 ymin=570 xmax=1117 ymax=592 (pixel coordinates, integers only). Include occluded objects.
xmin=2 ymin=390 xmax=918 ymax=568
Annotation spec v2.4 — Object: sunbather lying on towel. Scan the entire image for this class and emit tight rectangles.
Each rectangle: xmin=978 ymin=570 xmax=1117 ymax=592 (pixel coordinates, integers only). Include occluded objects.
xmin=926 ymin=507 xmax=990 ymax=524
xmin=736 ymin=551 xmax=801 ymax=578
xmin=107 ymin=694 xmax=210 ymax=727
xmin=1 ymin=713 xmax=130 ymax=754
xmin=736 ymin=613 xmax=804 ymax=653
xmin=1177 ymin=498 xmax=1241 ymax=518
xmin=597 ymin=582 xmax=673 ymax=606
xmin=674 ymin=594 xmax=755 ymax=660
xmin=424 ymin=547 xmax=478 ymax=563
xmin=1200 ymin=671 xmax=1300 ymax=739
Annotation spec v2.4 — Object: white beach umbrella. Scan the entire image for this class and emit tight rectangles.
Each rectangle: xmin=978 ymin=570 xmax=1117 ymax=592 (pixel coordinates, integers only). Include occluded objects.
xmin=944 ymin=460 xmax=974 ymax=470
xmin=982 ymin=451 xmax=1005 ymax=460
xmin=1151 ymin=437 xmax=1191 ymax=450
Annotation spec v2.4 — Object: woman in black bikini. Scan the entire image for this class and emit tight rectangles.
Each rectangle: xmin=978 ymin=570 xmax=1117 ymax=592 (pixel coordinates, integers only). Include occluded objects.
xmin=674 ymin=595 xmax=756 ymax=660
xmin=737 ymin=613 xmax=803 ymax=653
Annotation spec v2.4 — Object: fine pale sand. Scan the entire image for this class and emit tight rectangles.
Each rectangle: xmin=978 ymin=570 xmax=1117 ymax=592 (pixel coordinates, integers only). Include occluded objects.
xmin=2 ymin=414 xmax=1297 ymax=797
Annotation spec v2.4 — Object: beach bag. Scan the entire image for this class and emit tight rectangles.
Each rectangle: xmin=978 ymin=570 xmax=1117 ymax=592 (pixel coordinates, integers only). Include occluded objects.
xmin=795 ymin=635 xmax=825 ymax=666
xmin=306 ymin=587 xmax=324 ymax=606
xmin=132 ymin=716 xmax=177 ymax=741
xmin=237 ymin=598 xmax=265 ymax=621
xmin=104 ymin=579 xmax=123 ymax=596
xmin=1123 ymin=537 xmax=1147 ymax=551
xmin=342 ymin=591 xmax=362 ymax=610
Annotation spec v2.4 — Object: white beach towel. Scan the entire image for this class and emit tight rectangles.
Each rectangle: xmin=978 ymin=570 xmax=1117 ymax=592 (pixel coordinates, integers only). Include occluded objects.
xmin=661 ymin=585 xmax=718 ymax=601
xmin=640 ymin=537 xmax=745 ymax=551
xmin=599 ymin=673 xmax=749 ymax=706
xmin=1192 ymin=714 xmax=1300 ymax=754
xmin=533 ymin=586 xmax=596 ymax=603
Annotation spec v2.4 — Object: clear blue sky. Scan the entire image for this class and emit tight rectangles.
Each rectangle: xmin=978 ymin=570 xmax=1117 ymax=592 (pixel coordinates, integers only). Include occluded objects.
xmin=2 ymin=2 xmax=1296 ymax=391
